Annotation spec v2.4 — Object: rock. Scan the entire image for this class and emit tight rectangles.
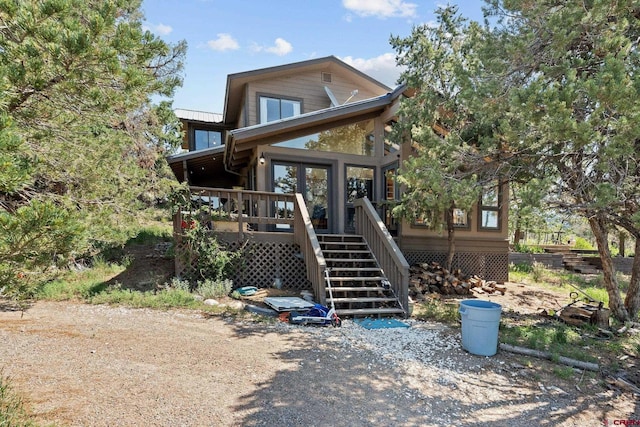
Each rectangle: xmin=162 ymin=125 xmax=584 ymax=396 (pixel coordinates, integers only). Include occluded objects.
xmin=204 ymin=299 xmax=219 ymax=306
xmin=227 ymin=300 xmax=244 ymax=310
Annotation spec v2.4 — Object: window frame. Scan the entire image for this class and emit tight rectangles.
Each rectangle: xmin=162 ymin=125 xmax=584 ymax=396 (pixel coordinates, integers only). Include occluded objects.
xmin=257 ymin=93 xmax=303 ymax=124
xmin=477 ymin=181 xmax=502 ymax=231
xmin=345 ymin=164 xmax=375 ymax=233
xmin=452 ymin=208 xmax=471 ymax=229
xmin=191 ymin=127 xmax=224 ymax=151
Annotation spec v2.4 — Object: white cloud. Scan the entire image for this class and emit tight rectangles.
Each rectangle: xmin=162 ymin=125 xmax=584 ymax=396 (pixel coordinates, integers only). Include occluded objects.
xmin=342 ymin=0 xmax=417 ymax=19
xmin=252 ymin=38 xmax=293 ymax=56
xmin=207 ymin=33 xmax=240 ymax=52
xmin=340 ymin=53 xmax=404 ymax=87
xmin=153 ymin=23 xmax=173 ymax=35
xmin=143 ymin=23 xmax=173 ymax=36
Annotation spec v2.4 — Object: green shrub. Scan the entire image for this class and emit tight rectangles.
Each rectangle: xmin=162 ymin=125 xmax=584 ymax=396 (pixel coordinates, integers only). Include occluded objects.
xmin=195 ymin=279 xmax=233 ymax=299
xmin=509 ymin=262 xmax=533 ymax=273
xmin=573 ymin=237 xmax=594 ymax=250
xmin=513 ymin=243 xmax=545 ymax=254
xmin=0 ymin=373 xmax=36 ymax=427
xmin=180 ymin=223 xmax=240 ymax=282
xmin=167 ymin=277 xmax=191 ymax=292
xmin=531 ymin=261 xmax=546 ymax=282
xmin=89 ymin=288 xmax=197 ymax=309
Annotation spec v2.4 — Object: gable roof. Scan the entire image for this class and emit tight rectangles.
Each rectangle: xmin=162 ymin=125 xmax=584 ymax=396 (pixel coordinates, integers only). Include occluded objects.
xmin=223 ymin=56 xmax=392 ymax=125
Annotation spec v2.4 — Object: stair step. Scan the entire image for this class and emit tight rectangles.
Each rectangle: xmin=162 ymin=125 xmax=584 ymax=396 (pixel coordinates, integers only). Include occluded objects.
xmin=328 ymin=286 xmax=389 ymax=292
xmin=331 ymin=297 xmax=397 ymax=303
xmin=316 ymin=234 xmax=403 ymax=317
xmin=320 ymin=241 xmax=367 ymax=246
xmin=329 ymin=276 xmax=385 ymax=282
xmin=318 ymin=234 xmax=365 ymax=242
xmin=323 ymin=249 xmax=371 ymax=254
xmin=336 ymin=307 xmax=406 ymax=316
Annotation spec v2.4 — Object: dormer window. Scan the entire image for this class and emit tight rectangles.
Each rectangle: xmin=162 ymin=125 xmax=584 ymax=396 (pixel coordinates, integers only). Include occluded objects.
xmin=259 ymin=95 xmax=301 ymax=123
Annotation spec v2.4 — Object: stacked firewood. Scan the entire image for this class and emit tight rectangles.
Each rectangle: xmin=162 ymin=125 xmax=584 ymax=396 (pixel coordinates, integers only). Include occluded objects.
xmin=409 ymin=262 xmax=506 ymax=299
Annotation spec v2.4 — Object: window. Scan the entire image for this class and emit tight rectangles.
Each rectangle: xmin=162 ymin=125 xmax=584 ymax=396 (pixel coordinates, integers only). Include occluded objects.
xmin=194 ymin=129 xmax=222 ymax=151
xmin=259 ymin=96 xmax=301 ymax=123
xmin=384 ymin=120 xmax=399 ymax=154
xmin=272 ymin=119 xmax=375 ymax=156
xmin=383 ymin=166 xmax=399 ymax=233
xmin=453 ymin=208 xmax=470 ymax=228
xmin=479 ymin=182 xmax=501 ymax=230
xmin=345 ymin=166 xmax=374 ymax=232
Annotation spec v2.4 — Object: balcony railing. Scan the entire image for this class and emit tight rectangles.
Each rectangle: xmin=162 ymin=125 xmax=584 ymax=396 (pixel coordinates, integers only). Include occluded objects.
xmin=173 ymin=186 xmax=297 ymax=239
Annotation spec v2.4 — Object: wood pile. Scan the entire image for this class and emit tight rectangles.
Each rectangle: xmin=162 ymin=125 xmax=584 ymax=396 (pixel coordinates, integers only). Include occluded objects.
xmin=557 ymin=304 xmax=610 ymax=329
xmin=409 ymin=262 xmax=506 ymax=299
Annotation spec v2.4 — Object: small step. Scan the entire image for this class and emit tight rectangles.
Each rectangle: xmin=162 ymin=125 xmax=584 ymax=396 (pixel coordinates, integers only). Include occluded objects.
xmin=325 ymin=258 xmax=377 ymax=263
xmin=336 ymin=307 xmax=406 ymax=316
xmin=329 ymin=267 xmax=382 ymax=272
xmin=329 ymin=287 xmax=388 ymax=293
xmin=331 ymin=297 xmax=397 ymax=304
xmin=318 ymin=234 xmax=365 ymax=242
xmin=323 ymin=249 xmax=371 ymax=254
xmin=328 ymin=276 xmax=386 ymax=282
xmin=320 ymin=241 xmax=368 ymax=246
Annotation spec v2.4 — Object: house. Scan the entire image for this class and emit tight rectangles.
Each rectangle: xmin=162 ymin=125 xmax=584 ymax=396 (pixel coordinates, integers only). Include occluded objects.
xmin=167 ymin=56 xmax=509 ymax=317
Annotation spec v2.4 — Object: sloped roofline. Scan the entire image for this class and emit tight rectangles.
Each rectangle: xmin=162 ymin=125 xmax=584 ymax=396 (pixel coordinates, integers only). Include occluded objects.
xmin=223 ymin=56 xmax=392 ymax=124
xmin=224 ymin=83 xmax=407 ymax=169
xmin=174 ymin=108 xmax=223 ymax=124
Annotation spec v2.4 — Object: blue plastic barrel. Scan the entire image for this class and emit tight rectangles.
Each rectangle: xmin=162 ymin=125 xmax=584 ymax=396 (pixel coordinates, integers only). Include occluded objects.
xmin=459 ymin=299 xmax=502 ymax=356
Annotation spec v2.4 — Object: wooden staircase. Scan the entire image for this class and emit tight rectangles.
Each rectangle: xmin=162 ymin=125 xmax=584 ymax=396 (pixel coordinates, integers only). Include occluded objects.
xmin=545 ymin=247 xmax=600 ymax=274
xmin=317 ymin=234 xmax=405 ymax=318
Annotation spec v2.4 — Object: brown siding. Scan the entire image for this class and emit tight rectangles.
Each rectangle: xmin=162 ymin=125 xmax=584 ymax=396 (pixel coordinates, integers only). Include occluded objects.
xmin=245 ymin=70 xmax=385 ymax=127
xmin=399 ymin=235 xmax=509 ymax=254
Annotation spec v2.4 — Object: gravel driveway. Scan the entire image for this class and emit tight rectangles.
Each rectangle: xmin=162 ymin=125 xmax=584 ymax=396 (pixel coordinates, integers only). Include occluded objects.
xmin=0 ymin=301 xmax=637 ymax=426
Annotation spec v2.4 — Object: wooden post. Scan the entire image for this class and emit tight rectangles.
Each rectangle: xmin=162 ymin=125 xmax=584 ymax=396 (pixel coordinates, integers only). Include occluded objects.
xmin=237 ymin=191 xmax=244 ymax=240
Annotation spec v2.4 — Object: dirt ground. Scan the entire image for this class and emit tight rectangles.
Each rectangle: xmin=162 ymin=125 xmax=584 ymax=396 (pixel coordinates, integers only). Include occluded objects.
xmin=1 ymin=248 xmax=638 ymax=426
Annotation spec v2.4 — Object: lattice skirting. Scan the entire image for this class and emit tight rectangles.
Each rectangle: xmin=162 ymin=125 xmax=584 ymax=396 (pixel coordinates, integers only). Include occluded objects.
xmin=404 ymin=251 xmax=509 ymax=283
xmin=175 ymin=237 xmax=310 ymax=290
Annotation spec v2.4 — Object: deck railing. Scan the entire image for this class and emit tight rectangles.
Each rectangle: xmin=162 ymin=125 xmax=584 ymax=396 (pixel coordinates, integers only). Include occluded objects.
xmin=175 ymin=186 xmax=296 ymax=239
xmin=173 ymin=187 xmax=405 ymax=308
xmin=293 ymin=193 xmax=327 ymax=304
xmin=354 ymin=197 xmax=410 ymax=315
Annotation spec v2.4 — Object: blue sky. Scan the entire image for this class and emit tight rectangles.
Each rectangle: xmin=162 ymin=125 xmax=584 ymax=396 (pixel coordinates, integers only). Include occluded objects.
xmin=142 ymin=0 xmax=486 ymax=114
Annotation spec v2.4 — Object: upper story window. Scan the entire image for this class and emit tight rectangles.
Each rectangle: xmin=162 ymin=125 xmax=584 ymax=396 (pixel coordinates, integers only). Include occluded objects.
xmin=259 ymin=95 xmax=301 ymax=123
xmin=384 ymin=120 xmax=400 ymax=154
xmin=479 ymin=181 xmax=501 ymax=230
xmin=194 ymin=129 xmax=223 ymax=151
xmin=272 ymin=119 xmax=375 ymax=156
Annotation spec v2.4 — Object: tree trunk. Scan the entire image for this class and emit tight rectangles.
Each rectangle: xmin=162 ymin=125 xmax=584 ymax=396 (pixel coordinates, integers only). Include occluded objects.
xmin=589 ymin=215 xmax=629 ymax=321
xmin=513 ymin=213 xmax=522 ymax=245
xmin=445 ymin=204 xmax=455 ymax=271
xmin=624 ymin=237 xmax=640 ymax=320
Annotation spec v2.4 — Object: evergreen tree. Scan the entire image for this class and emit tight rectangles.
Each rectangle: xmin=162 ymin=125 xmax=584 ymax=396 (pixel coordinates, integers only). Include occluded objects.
xmin=389 ymin=6 xmax=503 ymax=269
xmin=484 ymin=0 xmax=640 ymax=321
xmin=0 ymin=0 xmax=186 ymax=297
xmin=392 ymin=1 xmax=640 ymax=320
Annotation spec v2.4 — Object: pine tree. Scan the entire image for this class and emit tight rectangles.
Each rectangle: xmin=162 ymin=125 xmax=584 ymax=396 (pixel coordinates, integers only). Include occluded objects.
xmin=0 ymin=0 xmax=186 ymax=297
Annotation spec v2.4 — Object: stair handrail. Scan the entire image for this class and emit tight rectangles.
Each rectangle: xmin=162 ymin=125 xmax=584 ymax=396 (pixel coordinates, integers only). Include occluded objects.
xmin=293 ymin=193 xmax=327 ymax=305
xmin=353 ymin=197 xmax=409 ymax=316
